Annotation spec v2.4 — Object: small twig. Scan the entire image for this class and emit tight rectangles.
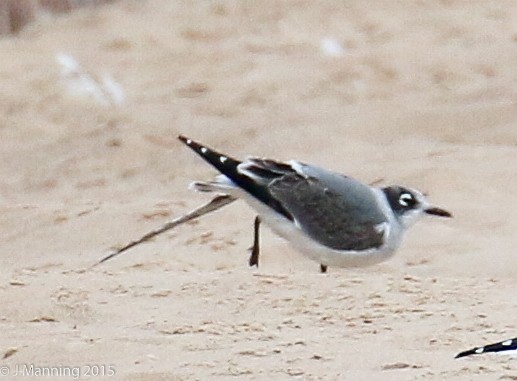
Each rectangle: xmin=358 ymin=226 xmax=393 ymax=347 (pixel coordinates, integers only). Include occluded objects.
xmin=93 ymin=194 xmax=236 ymax=267
xmin=369 ymin=178 xmax=385 ymax=187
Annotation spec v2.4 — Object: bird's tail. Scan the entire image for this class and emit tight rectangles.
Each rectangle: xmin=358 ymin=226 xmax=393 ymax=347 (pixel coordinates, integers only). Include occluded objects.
xmin=189 ymin=175 xmax=239 ymax=195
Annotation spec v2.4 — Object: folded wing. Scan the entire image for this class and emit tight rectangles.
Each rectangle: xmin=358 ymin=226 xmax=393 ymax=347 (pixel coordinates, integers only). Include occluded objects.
xmin=266 ymin=162 xmax=387 ymax=251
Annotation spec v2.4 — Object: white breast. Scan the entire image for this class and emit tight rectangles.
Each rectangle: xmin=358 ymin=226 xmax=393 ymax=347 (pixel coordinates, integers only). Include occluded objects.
xmin=240 ymin=188 xmax=404 ymax=268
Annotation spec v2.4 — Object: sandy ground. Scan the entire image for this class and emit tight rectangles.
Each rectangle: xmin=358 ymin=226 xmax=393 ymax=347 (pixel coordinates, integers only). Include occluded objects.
xmin=0 ymin=1 xmax=516 ymax=380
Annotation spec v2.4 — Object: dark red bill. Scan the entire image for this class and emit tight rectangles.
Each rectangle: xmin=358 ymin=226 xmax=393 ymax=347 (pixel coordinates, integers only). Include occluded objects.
xmin=425 ymin=207 xmax=452 ymax=218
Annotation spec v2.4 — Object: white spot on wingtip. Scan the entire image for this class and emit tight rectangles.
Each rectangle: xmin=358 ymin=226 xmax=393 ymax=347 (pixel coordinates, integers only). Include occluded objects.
xmin=220 ymin=156 xmax=227 ymax=163
xmin=475 ymin=347 xmax=484 ymax=354
xmin=201 ymin=147 xmax=208 ymax=154
xmin=503 ymin=340 xmax=513 ymax=346
xmin=186 ymin=139 xmax=192 ymax=145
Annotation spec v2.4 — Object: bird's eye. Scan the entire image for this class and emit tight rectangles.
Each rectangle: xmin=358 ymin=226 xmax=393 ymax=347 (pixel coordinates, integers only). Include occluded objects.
xmin=399 ymin=192 xmax=415 ymax=207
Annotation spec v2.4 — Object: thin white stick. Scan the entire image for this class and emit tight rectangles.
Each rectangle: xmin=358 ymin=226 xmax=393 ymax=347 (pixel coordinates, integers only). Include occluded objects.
xmin=94 ymin=194 xmax=236 ymax=266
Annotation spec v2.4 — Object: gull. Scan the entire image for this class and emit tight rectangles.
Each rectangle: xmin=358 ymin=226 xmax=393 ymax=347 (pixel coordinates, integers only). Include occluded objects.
xmin=178 ymin=135 xmax=451 ymax=272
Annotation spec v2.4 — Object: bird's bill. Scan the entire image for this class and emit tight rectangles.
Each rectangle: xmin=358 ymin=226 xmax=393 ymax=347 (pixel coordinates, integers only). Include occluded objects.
xmin=424 ymin=206 xmax=452 ymax=218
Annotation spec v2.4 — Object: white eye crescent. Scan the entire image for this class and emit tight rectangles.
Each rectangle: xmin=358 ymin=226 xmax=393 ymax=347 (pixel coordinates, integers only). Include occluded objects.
xmin=399 ymin=193 xmax=413 ymax=207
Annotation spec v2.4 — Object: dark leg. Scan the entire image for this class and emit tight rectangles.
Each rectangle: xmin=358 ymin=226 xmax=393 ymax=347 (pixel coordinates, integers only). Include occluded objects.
xmin=320 ymin=264 xmax=328 ymax=273
xmin=248 ymin=216 xmax=261 ymax=267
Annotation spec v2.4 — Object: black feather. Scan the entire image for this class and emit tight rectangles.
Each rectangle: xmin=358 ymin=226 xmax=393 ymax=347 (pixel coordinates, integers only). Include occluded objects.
xmin=455 ymin=338 xmax=517 ymax=358
xmin=178 ymin=135 xmax=293 ymax=221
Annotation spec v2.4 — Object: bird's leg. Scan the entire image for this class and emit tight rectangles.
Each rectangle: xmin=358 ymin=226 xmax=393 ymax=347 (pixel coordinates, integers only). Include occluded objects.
xmin=320 ymin=264 xmax=328 ymax=273
xmin=248 ymin=216 xmax=261 ymax=267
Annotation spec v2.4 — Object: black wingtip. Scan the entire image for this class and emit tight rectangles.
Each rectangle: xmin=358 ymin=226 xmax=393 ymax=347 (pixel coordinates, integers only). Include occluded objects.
xmin=178 ymin=134 xmax=189 ymax=143
xmin=178 ymin=134 xmax=194 ymax=146
xmin=178 ymin=135 xmax=294 ymax=222
xmin=178 ymin=135 xmax=238 ymax=165
xmin=455 ymin=345 xmax=487 ymax=359
xmin=454 ymin=338 xmax=517 ymax=359
xmin=454 ymin=350 xmax=473 ymax=359
xmin=178 ymin=135 xmax=204 ymax=150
